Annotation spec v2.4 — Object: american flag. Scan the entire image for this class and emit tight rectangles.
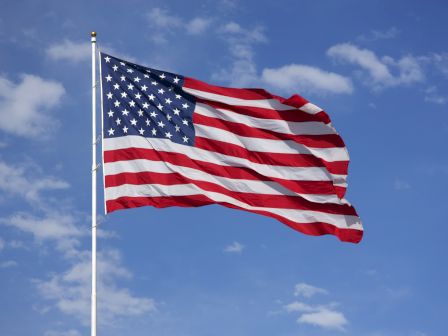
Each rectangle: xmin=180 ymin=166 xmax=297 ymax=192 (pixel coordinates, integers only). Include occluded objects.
xmin=100 ymin=52 xmax=363 ymax=243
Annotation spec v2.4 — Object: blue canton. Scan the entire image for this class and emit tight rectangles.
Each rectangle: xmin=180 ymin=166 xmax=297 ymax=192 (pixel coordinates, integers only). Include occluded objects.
xmin=101 ymin=53 xmax=195 ymax=146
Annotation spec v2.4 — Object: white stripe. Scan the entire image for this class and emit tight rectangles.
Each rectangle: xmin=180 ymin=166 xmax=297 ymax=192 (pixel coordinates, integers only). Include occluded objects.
xmin=195 ymin=124 xmax=349 ymax=162
xmin=105 ymin=183 xmax=362 ymax=231
xmin=183 ymin=87 xmax=298 ymax=111
xmin=195 ymin=103 xmax=337 ymax=136
xmin=105 ymin=159 xmax=344 ymax=204
xmin=300 ymin=103 xmax=323 ymax=115
xmin=104 ymin=136 xmax=340 ymax=182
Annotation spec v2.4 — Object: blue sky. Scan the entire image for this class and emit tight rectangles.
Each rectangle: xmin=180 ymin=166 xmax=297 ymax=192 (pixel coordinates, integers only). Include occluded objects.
xmin=0 ymin=0 xmax=447 ymax=335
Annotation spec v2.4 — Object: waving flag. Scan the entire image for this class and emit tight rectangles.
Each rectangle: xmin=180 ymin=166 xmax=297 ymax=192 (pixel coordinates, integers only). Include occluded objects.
xmin=100 ymin=52 xmax=363 ymax=243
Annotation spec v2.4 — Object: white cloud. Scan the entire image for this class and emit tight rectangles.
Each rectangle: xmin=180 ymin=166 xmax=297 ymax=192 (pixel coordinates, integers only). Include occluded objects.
xmin=44 ymin=329 xmax=81 ymax=336
xmin=298 ymin=308 xmax=348 ymax=330
xmin=357 ymin=27 xmax=400 ymax=42
xmin=0 ymin=160 xmax=69 ymax=204
xmin=394 ymin=179 xmax=411 ymax=191
xmin=2 ymin=211 xmax=83 ymax=242
xmin=36 ymin=249 xmax=156 ymax=325
xmin=0 ymin=260 xmax=18 ymax=268
xmin=284 ymin=283 xmax=347 ymax=331
xmin=187 ymin=17 xmax=212 ymax=35
xmin=327 ymin=43 xmax=424 ymax=88
xmin=213 ymin=22 xmax=267 ymax=87
xmin=46 ymin=40 xmax=90 ymax=62
xmin=0 ymin=74 xmax=65 ymax=138
xmin=262 ymin=64 xmax=353 ymax=95
xmin=147 ymin=8 xmax=182 ymax=30
xmin=294 ymin=282 xmax=328 ymax=298
xmin=146 ymin=8 xmax=210 ymax=43
xmin=425 ymin=86 xmax=448 ymax=104
xmin=223 ymin=241 xmax=245 ymax=253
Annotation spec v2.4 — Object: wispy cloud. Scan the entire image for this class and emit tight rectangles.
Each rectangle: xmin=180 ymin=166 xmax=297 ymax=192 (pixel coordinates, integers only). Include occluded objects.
xmin=35 ymin=249 xmax=156 ymax=326
xmin=262 ymin=64 xmax=353 ymax=95
xmin=284 ymin=283 xmax=347 ymax=331
xmin=212 ymin=21 xmax=267 ymax=87
xmin=223 ymin=241 xmax=245 ymax=254
xmin=425 ymin=86 xmax=448 ymax=104
xmin=327 ymin=43 xmax=424 ymax=89
xmin=294 ymin=282 xmax=328 ymax=298
xmin=0 ymin=74 xmax=65 ymax=138
xmin=46 ymin=40 xmax=90 ymax=63
xmin=0 ymin=260 xmax=18 ymax=268
xmin=146 ymin=8 xmax=211 ymax=43
xmin=357 ymin=27 xmax=400 ymax=42
xmin=394 ymin=179 xmax=411 ymax=191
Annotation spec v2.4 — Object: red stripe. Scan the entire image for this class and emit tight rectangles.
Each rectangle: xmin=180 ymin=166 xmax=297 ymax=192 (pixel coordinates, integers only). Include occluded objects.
xmin=105 ymin=171 xmax=357 ymax=215
xmin=196 ymin=98 xmax=331 ymax=124
xmin=195 ymin=137 xmax=348 ymax=175
xmin=106 ymin=195 xmax=362 ymax=243
xmin=104 ymin=147 xmax=338 ymax=195
xmin=193 ymin=113 xmax=345 ymax=148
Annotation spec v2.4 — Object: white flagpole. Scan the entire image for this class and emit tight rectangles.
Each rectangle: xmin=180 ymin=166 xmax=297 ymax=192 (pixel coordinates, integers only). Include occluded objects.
xmin=90 ymin=31 xmax=97 ymax=336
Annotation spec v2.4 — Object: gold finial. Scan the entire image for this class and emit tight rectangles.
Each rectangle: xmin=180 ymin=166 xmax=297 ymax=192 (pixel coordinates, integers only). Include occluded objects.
xmin=91 ymin=31 xmax=97 ymax=37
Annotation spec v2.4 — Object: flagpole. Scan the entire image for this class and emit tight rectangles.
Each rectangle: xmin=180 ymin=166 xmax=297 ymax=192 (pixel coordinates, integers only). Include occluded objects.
xmin=91 ymin=31 xmax=97 ymax=336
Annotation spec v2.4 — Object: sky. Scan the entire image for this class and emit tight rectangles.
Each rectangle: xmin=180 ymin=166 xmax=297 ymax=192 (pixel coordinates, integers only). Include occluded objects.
xmin=0 ymin=0 xmax=447 ymax=335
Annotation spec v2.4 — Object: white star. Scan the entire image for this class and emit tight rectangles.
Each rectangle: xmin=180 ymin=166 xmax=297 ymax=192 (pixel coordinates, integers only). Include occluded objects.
xmin=150 ymin=111 xmax=158 ymax=118
xmin=105 ymin=74 xmax=112 ymax=82
xmin=151 ymin=81 xmax=158 ymax=86
xmin=175 ymin=94 xmax=182 ymax=99
xmin=122 ymin=109 xmax=129 ymax=116
xmin=120 ymin=75 xmax=126 ymax=82
xmin=158 ymin=120 xmax=165 ymax=128
xmin=151 ymin=128 xmax=157 ymax=135
xmin=158 ymin=88 xmax=165 ymax=94
xmin=113 ymin=83 xmax=120 ymax=90
xmin=138 ymin=128 xmax=145 ymax=135
xmin=120 ymin=62 xmax=125 ymax=66
xmin=120 ymin=92 xmax=128 ymax=98
xmin=173 ymin=76 xmax=180 ymax=84
xmin=165 ymin=132 xmax=173 ymax=139
xmin=142 ymin=102 xmax=149 ymax=109
xmin=148 ymin=94 xmax=155 ymax=101
xmin=182 ymin=119 xmax=188 ymax=126
xmin=108 ymin=128 xmax=115 ymax=135
xmin=173 ymin=108 xmax=180 ymax=116
xmin=127 ymin=68 xmax=134 ymax=73
xmin=182 ymin=103 xmax=189 ymax=109
xmin=143 ymin=74 xmax=149 ymax=78
xmin=135 ymin=93 xmax=142 ymax=99
xmin=127 ymin=83 xmax=134 ymax=90
xmin=114 ymin=100 xmax=121 ymax=107
xmin=175 ymin=125 xmax=180 ymax=132
xmin=165 ymin=98 xmax=172 ymax=104
xmin=106 ymin=92 xmax=113 ymax=99
xmin=145 ymin=118 xmax=151 ymax=126
xmin=115 ymin=118 xmax=121 ymax=125
xmin=129 ymin=100 xmax=136 ymax=107
xmin=134 ymin=77 xmax=141 ymax=82
xmin=123 ymin=126 xmax=128 ymax=133
xmin=157 ymin=103 xmax=163 ymax=111
xmin=130 ymin=118 xmax=137 ymax=126
xmin=104 ymin=56 xmax=111 ymax=63
xmin=112 ymin=65 xmax=118 ymax=71
xmin=168 ymin=86 xmax=174 ymax=92
xmin=141 ymin=85 xmax=148 ymax=91
xmin=159 ymin=73 xmax=166 ymax=79
xmin=167 ymin=114 xmax=172 ymax=121
xmin=182 ymin=135 xmax=189 ymax=143
xmin=137 ymin=109 xmax=144 ymax=116
xmin=107 ymin=110 xmax=114 ymax=117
